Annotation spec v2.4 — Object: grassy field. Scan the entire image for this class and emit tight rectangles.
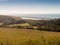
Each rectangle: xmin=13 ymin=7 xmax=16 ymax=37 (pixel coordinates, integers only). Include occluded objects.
xmin=0 ymin=28 xmax=60 ymax=45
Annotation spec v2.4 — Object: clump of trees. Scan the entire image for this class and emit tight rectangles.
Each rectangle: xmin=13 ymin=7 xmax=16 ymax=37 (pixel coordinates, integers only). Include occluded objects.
xmin=37 ymin=18 xmax=60 ymax=32
xmin=0 ymin=18 xmax=60 ymax=32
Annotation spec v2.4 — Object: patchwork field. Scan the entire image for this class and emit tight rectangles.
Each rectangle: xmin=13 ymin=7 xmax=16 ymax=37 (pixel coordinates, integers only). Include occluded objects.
xmin=0 ymin=28 xmax=60 ymax=45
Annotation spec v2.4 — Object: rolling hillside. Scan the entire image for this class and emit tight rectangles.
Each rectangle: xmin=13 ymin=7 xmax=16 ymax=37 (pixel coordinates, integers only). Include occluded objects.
xmin=0 ymin=28 xmax=60 ymax=45
xmin=0 ymin=15 xmax=60 ymax=32
xmin=0 ymin=15 xmax=60 ymax=45
xmin=0 ymin=15 xmax=26 ymax=25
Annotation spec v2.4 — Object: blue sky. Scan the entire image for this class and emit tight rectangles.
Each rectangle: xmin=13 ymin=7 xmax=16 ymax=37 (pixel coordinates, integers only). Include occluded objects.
xmin=0 ymin=0 xmax=60 ymax=15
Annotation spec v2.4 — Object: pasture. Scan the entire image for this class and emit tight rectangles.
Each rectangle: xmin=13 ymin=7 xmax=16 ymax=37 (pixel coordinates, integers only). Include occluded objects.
xmin=0 ymin=28 xmax=60 ymax=45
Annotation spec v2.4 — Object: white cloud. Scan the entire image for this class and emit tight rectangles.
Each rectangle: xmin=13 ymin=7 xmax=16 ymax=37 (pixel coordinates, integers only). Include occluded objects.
xmin=0 ymin=5 xmax=60 ymax=15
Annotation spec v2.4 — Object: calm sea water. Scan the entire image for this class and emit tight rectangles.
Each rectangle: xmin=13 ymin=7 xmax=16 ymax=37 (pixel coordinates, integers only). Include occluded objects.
xmin=17 ymin=14 xmax=60 ymax=20
xmin=19 ymin=14 xmax=60 ymax=18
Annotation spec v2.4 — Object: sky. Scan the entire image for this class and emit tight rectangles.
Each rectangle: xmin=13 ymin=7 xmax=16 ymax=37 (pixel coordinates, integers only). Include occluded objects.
xmin=0 ymin=0 xmax=60 ymax=15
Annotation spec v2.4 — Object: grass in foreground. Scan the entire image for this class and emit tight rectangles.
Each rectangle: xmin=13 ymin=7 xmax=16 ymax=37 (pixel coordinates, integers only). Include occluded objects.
xmin=0 ymin=28 xmax=60 ymax=45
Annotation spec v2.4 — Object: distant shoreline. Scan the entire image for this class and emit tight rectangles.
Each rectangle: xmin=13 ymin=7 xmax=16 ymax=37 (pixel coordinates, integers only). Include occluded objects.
xmin=0 ymin=14 xmax=60 ymax=19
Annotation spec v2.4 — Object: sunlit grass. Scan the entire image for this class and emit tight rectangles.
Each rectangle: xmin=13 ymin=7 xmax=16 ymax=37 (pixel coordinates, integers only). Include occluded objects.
xmin=0 ymin=28 xmax=60 ymax=45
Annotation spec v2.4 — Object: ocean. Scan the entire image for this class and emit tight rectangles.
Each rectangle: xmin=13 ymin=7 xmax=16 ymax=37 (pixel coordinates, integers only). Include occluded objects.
xmin=19 ymin=14 xmax=60 ymax=18
xmin=16 ymin=14 xmax=60 ymax=20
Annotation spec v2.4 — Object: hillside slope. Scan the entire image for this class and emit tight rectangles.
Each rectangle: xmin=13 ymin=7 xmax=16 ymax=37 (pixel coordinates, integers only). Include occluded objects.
xmin=0 ymin=28 xmax=60 ymax=45
xmin=0 ymin=15 xmax=26 ymax=25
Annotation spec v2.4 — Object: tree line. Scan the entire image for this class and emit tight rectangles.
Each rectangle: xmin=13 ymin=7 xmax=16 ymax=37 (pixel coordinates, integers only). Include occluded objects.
xmin=0 ymin=18 xmax=60 ymax=32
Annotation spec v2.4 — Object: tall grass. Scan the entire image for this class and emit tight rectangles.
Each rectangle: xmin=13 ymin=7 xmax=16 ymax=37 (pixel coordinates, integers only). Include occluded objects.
xmin=0 ymin=28 xmax=60 ymax=45
xmin=0 ymin=38 xmax=60 ymax=45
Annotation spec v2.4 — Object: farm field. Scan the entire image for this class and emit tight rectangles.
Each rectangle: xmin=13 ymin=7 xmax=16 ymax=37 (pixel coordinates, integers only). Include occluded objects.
xmin=0 ymin=28 xmax=60 ymax=45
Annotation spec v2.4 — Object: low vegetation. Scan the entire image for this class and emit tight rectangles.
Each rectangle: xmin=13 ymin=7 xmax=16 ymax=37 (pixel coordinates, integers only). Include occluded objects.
xmin=0 ymin=28 xmax=60 ymax=45
xmin=0 ymin=15 xmax=60 ymax=32
xmin=0 ymin=15 xmax=60 ymax=45
xmin=0 ymin=17 xmax=60 ymax=31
